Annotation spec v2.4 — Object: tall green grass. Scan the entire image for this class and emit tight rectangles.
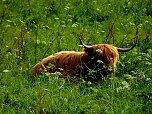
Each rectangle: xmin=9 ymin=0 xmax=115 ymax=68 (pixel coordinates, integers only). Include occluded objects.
xmin=0 ymin=0 xmax=152 ymax=113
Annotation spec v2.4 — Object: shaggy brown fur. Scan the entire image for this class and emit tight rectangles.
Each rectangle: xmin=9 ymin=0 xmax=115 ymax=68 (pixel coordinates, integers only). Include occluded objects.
xmin=32 ymin=44 xmax=119 ymax=81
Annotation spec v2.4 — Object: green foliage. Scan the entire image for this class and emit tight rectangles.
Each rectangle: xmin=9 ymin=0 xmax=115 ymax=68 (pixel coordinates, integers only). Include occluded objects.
xmin=0 ymin=0 xmax=152 ymax=113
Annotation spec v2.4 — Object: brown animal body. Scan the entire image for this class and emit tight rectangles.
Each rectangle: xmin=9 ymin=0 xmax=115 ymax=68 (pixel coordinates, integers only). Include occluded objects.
xmin=32 ymin=39 xmax=136 ymax=81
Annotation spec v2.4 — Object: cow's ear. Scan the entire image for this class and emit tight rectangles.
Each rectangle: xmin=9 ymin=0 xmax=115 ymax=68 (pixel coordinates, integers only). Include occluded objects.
xmin=84 ymin=46 xmax=94 ymax=53
xmin=79 ymin=38 xmax=94 ymax=53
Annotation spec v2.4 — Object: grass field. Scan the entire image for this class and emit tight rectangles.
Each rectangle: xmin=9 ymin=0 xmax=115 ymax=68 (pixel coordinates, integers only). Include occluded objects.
xmin=0 ymin=0 xmax=152 ymax=113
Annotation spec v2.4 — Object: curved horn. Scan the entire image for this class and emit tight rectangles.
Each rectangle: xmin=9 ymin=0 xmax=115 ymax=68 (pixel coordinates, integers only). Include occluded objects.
xmin=117 ymin=42 xmax=137 ymax=52
xmin=118 ymin=25 xmax=138 ymax=52
xmin=79 ymin=38 xmax=92 ymax=49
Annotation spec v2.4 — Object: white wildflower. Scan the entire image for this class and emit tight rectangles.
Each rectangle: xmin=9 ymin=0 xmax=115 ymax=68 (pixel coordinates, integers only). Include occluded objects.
xmin=71 ymin=23 xmax=79 ymax=27
xmin=97 ymin=60 xmax=104 ymax=64
xmin=3 ymin=69 xmax=9 ymax=73
xmin=122 ymin=81 xmax=130 ymax=90
xmin=54 ymin=17 xmax=59 ymax=20
xmin=146 ymin=78 xmax=151 ymax=81
xmin=96 ymin=8 xmax=101 ymax=11
xmin=96 ymin=49 xmax=103 ymax=53
xmin=64 ymin=6 xmax=70 ymax=10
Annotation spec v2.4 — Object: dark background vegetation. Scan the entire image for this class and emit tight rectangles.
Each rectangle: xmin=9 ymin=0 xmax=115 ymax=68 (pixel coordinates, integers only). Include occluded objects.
xmin=0 ymin=0 xmax=152 ymax=113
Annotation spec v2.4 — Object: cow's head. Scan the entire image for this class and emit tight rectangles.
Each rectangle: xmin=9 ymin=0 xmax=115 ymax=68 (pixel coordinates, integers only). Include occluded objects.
xmin=79 ymin=38 xmax=136 ymax=78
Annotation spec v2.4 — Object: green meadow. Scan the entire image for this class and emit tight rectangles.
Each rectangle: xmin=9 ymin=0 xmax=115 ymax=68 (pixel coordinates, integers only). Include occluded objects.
xmin=0 ymin=0 xmax=152 ymax=113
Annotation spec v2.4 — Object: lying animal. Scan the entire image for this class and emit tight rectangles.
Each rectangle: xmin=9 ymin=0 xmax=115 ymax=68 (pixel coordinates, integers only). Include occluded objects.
xmin=32 ymin=38 xmax=136 ymax=81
